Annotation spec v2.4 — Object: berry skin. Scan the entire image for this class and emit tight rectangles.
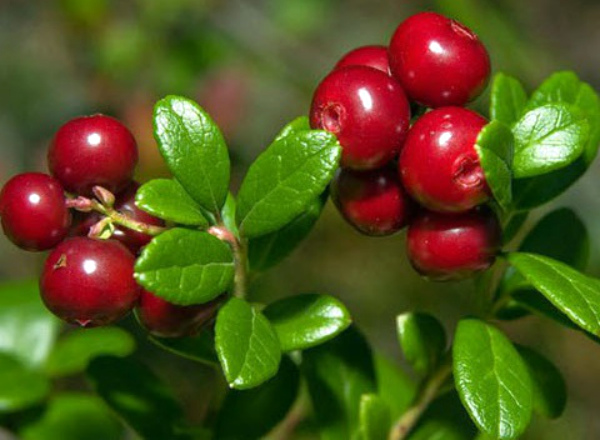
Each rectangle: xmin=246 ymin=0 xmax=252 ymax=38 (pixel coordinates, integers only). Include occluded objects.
xmin=335 ymin=45 xmax=390 ymax=74
xmin=407 ymin=207 xmax=501 ymax=281
xmin=331 ymin=167 xmax=413 ymax=236
xmin=399 ymin=107 xmax=489 ymax=213
xmin=0 ymin=173 xmax=70 ymax=251
xmin=136 ymin=290 xmax=224 ymax=338
xmin=310 ymin=66 xmax=411 ymax=170
xmin=388 ymin=12 xmax=491 ymax=107
xmin=40 ymin=237 xmax=140 ymax=326
xmin=48 ymin=115 xmax=138 ymax=195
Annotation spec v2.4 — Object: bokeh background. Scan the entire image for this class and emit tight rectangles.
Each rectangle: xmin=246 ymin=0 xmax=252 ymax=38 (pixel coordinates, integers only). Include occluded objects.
xmin=1 ymin=0 xmax=599 ymax=438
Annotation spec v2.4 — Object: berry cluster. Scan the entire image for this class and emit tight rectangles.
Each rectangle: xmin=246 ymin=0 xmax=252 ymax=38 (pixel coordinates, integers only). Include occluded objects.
xmin=0 ymin=115 xmax=216 ymax=335
xmin=312 ymin=12 xmax=501 ymax=281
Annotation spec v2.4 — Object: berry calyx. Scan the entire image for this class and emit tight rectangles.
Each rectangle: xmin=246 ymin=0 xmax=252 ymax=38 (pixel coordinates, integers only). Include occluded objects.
xmin=48 ymin=115 xmax=138 ymax=195
xmin=40 ymin=237 xmax=140 ymax=326
xmin=331 ymin=167 xmax=413 ymax=236
xmin=0 ymin=173 xmax=71 ymax=251
xmin=406 ymin=207 xmax=501 ymax=281
xmin=310 ymin=66 xmax=410 ymax=170
xmin=335 ymin=45 xmax=391 ymax=74
xmin=388 ymin=12 xmax=491 ymax=107
xmin=399 ymin=107 xmax=489 ymax=213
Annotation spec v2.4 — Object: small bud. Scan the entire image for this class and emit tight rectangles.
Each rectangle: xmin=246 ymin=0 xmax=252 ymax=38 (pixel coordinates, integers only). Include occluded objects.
xmin=89 ymin=217 xmax=115 ymax=240
xmin=65 ymin=196 xmax=94 ymax=212
xmin=92 ymin=186 xmax=116 ymax=208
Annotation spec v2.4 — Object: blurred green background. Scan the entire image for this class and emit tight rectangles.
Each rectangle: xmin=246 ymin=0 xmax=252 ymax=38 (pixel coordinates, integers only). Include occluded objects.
xmin=1 ymin=0 xmax=600 ymax=438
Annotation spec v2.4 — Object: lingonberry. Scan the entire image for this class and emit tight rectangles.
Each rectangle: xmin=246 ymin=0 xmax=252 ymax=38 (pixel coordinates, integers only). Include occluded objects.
xmin=399 ymin=107 xmax=489 ymax=213
xmin=136 ymin=290 xmax=224 ymax=338
xmin=0 ymin=173 xmax=70 ymax=251
xmin=331 ymin=167 xmax=413 ymax=236
xmin=335 ymin=45 xmax=390 ymax=74
xmin=406 ymin=207 xmax=501 ymax=281
xmin=48 ymin=115 xmax=138 ymax=195
xmin=40 ymin=237 xmax=140 ymax=326
xmin=388 ymin=12 xmax=491 ymax=107
xmin=310 ymin=66 xmax=410 ymax=170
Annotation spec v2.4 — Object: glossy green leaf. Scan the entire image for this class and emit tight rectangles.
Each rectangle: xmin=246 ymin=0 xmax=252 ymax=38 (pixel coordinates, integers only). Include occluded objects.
xmin=153 ymin=95 xmax=230 ymax=213
xmin=0 ymin=353 xmax=49 ymax=413
xmin=149 ymin=331 xmax=219 ymax=366
xmin=512 ymin=104 xmax=589 ymax=178
xmin=215 ymin=356 xmax=300 ymax=439
xmin=374 ymin=355 xmax=416 ymax=421
xmin=45 ymin=327 xmax=135 ymax=377
xmin=236 ymin=129 xmax=341 ymax=238
xmin=408 ymin=392 xmax=477 ymax=440
xmin=274 ymin=115 xmax=311 ymax=141
xmin=135 ymin=228 xmax=234 ymax=305
xmin=359 ymin=394 xmax=391 ymax=440
xmin=215 ymin=298 xmax=281 ymax=390
xmin=475 ymin=121 xmax=514 ymax=209
xmin=490 ymin=73 xmax=528 ymax=126
xmin=453 ymin=319 xmax=532 ymax=440
xmin=135 ymin=179 xmax=209 ymax=226
xmin=221 ymin=192 xmax=239 ymax=239
xmin=264 ymin=294 xmax=351 ymax=352
xmin=396 ymin=312 xmax=446 ymax=375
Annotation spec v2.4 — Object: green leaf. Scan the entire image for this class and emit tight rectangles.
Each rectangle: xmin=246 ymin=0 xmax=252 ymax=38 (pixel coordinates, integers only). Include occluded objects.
xmin=153 ymin=95 xmax=230 ymax=213
xmin=512 ymin=104 xmax=589 ymax=178
xmin=215 ymin=298 xmax=281 ymax=390
xmin=20 ymin=394 xmax=123 ymax=440
xmin=274 ymin=116 xmax=311 ymax=141
xmin=475 ymin=121 xmax=514 ymax=209
xmin=453 ymin=319 xmax=532 ymax=440
xmin=149 ymin=331 xmax=219 ymax=367
xmin=215 ymin=356 xmax=300 ymax=439
xmin=249 ymin=194 xmax=326 ymax=272
xmin=45 ymin=327 xmax=135 ymax=377
xmin=396 ymin=312 xmax=446 ymax=375
xmin=236 ymin=129 xmax=341 ymax=238
xmin=264 ymin=293 xmax=351 ymax=352
xmin=359 ymin=394 xmax=391 ymax=440
xmin=516 ymin=346 xmax=566 ymax=419
xmin=490 ymin=73 xmax=528 ymax=126
xmin=135 ymin=228 xmax=234 ymax=305
xmin=221 ymin=192 xmax=239 ymax=238
xmin=374 ymin=355 xmax=416 ymax=421
xmin=0 ymin=280 xmax=60 ymax=368
xmin=135 ymin=179 xmax=209 ymax=226
xmin=0 ymin=353 xmax=49 ymax=413
xmin=302 ymin=327 xmax=376 ymax=440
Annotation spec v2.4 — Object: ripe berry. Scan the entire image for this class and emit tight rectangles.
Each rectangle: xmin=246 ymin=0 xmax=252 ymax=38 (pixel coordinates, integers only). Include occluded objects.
xmin=388 ymin=12 xmax=491 ymax=107
xmin=335 ymin=45 xmax=390 ymax=74
xmin=331 ymin=167 xmax=413 ymax=236
xmin=48 ymin=115 xmax=138 ymax=195
xmin=136 ymin=290 xmax=224 ymax=338
xmin=0 ymin=173 xmax=70 ymax=251
xmin=40 ymin=237 xmax=140 ymax=326
xmin=399 ymin=107 xmax=489 ymax=213
xmin=310 ymin=66 xmax=410 ymax=170
xmin=406 ymin=207 xmax=501 ymax=281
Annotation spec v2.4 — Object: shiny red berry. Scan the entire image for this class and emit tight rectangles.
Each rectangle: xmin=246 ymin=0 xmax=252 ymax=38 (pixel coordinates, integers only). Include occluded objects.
xmin=48 ymin=115 xmax=138 ymax=195
xmin=331 ymin=167 xmax=413 ymax=236
xmin=0 ymin=173 xmax=70 ymax=251
xmin=389 ymin=12 xmax=491 ymax=107
xmin=310 ymin=66 xmax=410 ymax=170
xmin=136 ymin=290 xmax=224 ymax=338
xmin=399 ymin=107 xmax=489 ymax=213
xmin=407 ymin=207 xmax=501 ymax=281
xmin=335 ymin=45 xmax=390 ymax=74
xmin=40 ymin=237 xmax=140 ymax=326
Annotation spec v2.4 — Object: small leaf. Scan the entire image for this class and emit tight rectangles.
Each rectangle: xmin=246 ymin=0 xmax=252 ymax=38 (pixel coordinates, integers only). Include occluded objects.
xmin=453 ymin=319 xmax=532 ymax=440
xmin=0 ymin=353 xmax=50 ymax=413
xmin=149 ymin=331 xmax=219 ymax=367
xmin=396 ymin=312 xmax=446 ymax=375
xmin=359 ymin=394 xmax=391 ymax=440
xmin=221 ymin=193 xmax=239 ymax=238
xmin=490 ymin=73 xmax=528 ymax=126
xmin=135 ymin=228 xmax=234 ymax=305
xmin=153 ymin=95 xmax=230 ymax=213
xmin=135 ymin=179 xmax=209 ymax=226
xmin=215 ymin=298 xmax=281 ymax=390
xmin=374 ymin=355 xmax=416 ymax=420
xmin=236 ymin=129 xmax=341 ymax=238
xmin=274 ymin=116 xmax=311 ymax=141
xmin=263 ymin=294 xmax=352 ymax=352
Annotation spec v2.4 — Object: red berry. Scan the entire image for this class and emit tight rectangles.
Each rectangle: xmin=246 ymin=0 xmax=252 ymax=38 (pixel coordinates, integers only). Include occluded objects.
xmin=48 ymin=115 xmax=138 ymax=195
xmin=0 ymin=173 xmax=70 ymax=251
xmin=331 ymin=167 xmax=413 ymax=236
xmin=136 ymin=290 xmax=224 ymax=338
xmin=407 ymin=207 xmax=501 ymax=281
xmin=40 ymin=237 xmax=140 ymax=326
xmin=388 ymin=12 xmax=491 ymax=107
xmin=335 ymin=45 xmax=390 ymax=74
xmin=399 ymin=107 xmax=489 ymax=213
xmin=310 ymin=66 xmax=410 ymax=170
